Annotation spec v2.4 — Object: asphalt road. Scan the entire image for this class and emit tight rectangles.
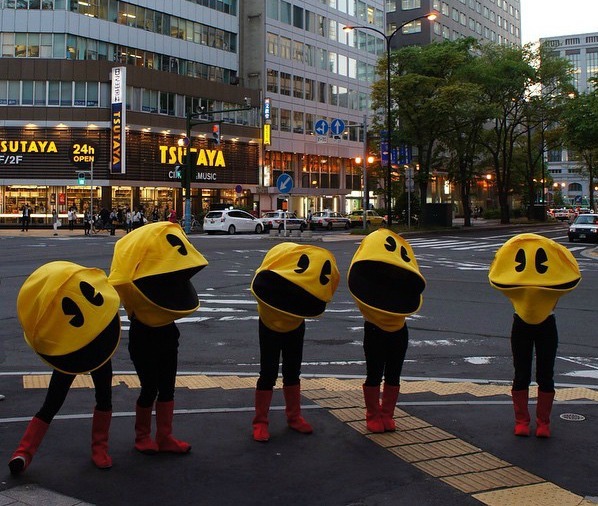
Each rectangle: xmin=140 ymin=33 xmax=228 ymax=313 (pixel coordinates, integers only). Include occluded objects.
xmin=1 ymin=224 xmax=597 ymax=506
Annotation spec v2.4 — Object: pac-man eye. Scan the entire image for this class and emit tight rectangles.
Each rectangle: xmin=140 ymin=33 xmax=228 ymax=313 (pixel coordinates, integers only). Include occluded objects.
xmin=319 ymin=259 xmax=332 ymax=285
xmin=166 ymin=233 xmax=188 ymax=256
xmin=294 ymin=254 xmax=310 ymax=274
xmin=535 ymin=248 xmax=548 ymax=274
xmin=79 ymin=281 xmax=104 ymax=306
xmin=400 ymin=245 xmax=411 ymax=263
xmin=384 ymin=235 xmax=397 ymax=252
xmin=515 ymin=248 xmax=526 ymax=272
xmin=62 ymin=297 xmax=84 ymax=328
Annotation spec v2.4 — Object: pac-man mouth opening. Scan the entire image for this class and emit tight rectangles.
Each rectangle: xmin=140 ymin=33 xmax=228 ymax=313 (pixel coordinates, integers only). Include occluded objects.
xmin=491 ymin=279 xmax=580 ymax=290
xmin=38 ymin=313 xmax=120 ymax=374
xmin=349 ymin=260 xmax=425 ymax=314
xmin=252 ymin=271 xmax=326 ymax=317
xmin=134 ymin=266 xmax=204 ymax=310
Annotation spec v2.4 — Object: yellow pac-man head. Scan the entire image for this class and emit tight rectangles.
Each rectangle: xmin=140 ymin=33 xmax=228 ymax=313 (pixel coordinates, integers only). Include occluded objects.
xmin=109 ymin=222 xmax=208 ymax=327
xmin=17 ymin=261 xmax=121 ymax=375
xmin=489 ymin=233 xmax=581 ymax=324
xmin=348 ymin=229 xmax=426 ymax=332
xmin=251 ymin=242 xmax=340 ymax=332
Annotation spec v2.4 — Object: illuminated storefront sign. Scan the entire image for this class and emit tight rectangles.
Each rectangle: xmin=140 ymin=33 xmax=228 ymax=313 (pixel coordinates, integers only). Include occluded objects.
xmin=263 ymin=123 xmax=271 ymax=145
xmin=159 ymin=145 xmax=224 ymax=182
xmin=0 ymin=140 xmax=59 ymax=164
xmin=111 ymin=66 xmax=126 ymax=174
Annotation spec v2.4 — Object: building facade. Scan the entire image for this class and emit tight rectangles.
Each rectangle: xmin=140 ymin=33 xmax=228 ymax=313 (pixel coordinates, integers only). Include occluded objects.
xmin=239 ymin=0 xmax=384 ymax=217
xmin=542 ymin=32 xmax=598 ymax=208
xmin=0 ymin=0 xmax=262 ymax=225
xmin=387 ymin=0 xmax=520 ymax=49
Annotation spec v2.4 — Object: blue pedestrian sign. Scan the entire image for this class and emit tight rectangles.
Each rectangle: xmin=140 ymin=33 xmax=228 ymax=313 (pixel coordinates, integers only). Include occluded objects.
xmin=315 ymin=119 xmax=329 ymax=135
xmin=330 ymin=118 xmax=345 ymax=136
xmin=276 ymin=173 xmax=294 ymax=194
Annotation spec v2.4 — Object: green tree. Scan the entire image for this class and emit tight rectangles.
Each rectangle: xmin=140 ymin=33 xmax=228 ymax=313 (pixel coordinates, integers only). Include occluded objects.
xmin=518 ymin=44 xmax=574 ymax=218
xmin=465 ymin=44 xmax=536 ymax=223
xmin=369 ymin=39 xmax=475 ymax=215
xmin=561 ymin=91 xmax=598 ymax=211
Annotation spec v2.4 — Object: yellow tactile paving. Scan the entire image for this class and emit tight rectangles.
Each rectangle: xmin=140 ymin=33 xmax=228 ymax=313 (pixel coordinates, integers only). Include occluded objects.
xmin=368 ymin=426 xmax=455 ymax=447
xmin=22 ymin=375 xmax=51 ymax=389
xmin=473 ymin=482 xmax=586 ymax=506
xmin=388 ymin=439 xmax=482 ymax=463
xmin=413 ymin=452 xmax=511 ymax=478
xmin=555 ymin=387 xmax=598 ymax=401
xmin=328 ymin=407 xmax=364 ymax=422
xmin=441 ymin=466 xmax=544 ymax=494
xmin=175 ymin=375 xmax=221 ymax=389
xmin=301 ymin=388 xmax=339 ymax=400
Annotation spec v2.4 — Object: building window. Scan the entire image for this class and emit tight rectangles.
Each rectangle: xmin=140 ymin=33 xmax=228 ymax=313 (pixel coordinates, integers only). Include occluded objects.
xmin=402 ymin=20 xmax=422 ymax=34
xmin=293 ymin=76 xmax=304 ymax=98
xmin=267 ymin=69 xmax=278 ymax=93
xmin=402 ymin=0 xmax=421 ymax=9
xmin=280 ymin=72 xmax=291 ymax=96
xmin=293 ymin=111 xmax=304 ymax=133
xmin=267 ymin=33 xmax=278 ymax=56
xmin=280 ymin=109 xmax=291 ymax=132
xmin=280 ymin=37 xmax=291 ymax=59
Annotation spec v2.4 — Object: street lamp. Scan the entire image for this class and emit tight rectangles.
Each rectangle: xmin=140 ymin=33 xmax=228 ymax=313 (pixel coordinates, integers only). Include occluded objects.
xmin=344 ymin=12 xmax=437 ymax=227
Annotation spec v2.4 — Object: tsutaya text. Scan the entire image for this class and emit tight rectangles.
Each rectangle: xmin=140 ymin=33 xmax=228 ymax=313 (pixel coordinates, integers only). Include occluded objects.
xmin=159 ymin=145 xmax=226 ymax=167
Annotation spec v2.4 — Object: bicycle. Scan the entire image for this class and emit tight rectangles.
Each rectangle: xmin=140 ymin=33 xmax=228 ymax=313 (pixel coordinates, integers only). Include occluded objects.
xmin=179 ymin=215 xmax=201 ymax=233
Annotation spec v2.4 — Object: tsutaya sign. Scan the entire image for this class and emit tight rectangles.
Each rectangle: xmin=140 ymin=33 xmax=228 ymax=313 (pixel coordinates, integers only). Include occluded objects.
xmin=159 ymin=144 xmax=226 ymax=182
xmin=0 ymin=140 xmax=58 ymax=165
xmin=110 ymin=66 xmax=126 ymax=174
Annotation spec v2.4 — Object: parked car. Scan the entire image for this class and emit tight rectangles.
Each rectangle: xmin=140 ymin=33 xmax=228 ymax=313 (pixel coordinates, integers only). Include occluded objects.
xmin=309 ymin=210 xmax=351 ymax=230
xmin=568 ymin=213 xmax=598 ymax=243
xmin=203 ymin=208 xmax=264 ymax=235
xmin=261 ymin=210 xmax=307 ymax=231
xmin=348 ymin=210 xmax=386 ymax=228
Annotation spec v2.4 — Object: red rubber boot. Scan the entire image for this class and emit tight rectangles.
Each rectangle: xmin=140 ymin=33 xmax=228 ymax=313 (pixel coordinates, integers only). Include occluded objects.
xmin=283 ymin=385 xmax=313 ymax=434
xmin=155 ymin=401 xmax=191 ymax=453
xmin=536 ymin=390 xmax=555 ymax=438
xmin=8 ymin=417 xmax=50 ymax=475
xmin=511 ymin=389 xmax=531 ymax=437
xmin=134 ymin=404 xmax=159 ymax=454
xmin=252 ymin=389 xmax=273 ymax=442
xmin=91 ymin=409 xmax=112 ymax=469
xmin=362 ymin=385 xmax=384 ymax=433
xmin=380 ymin=384 xmax=400 ymax=432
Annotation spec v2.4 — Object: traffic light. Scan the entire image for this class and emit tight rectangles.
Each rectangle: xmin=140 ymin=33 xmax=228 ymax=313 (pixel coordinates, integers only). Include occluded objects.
xmin=212 ymin=124 xmax=220 ymax=145
xmin=176 ymin=165 xmax=192 ymax=190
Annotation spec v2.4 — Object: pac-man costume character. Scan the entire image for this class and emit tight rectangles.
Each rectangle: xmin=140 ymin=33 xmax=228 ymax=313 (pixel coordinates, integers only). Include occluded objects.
xmin=109 ymin=221 xmax=208 ymax=454
xmin=9 ymin=261 xmax=121 ymax=474
xmin=489 ymin=233 xmax=581 ymax=437
xmin=348 ymin=230 xmax=426 ymax=433
xmin=250 ymin=242 xmax=339 ymax=441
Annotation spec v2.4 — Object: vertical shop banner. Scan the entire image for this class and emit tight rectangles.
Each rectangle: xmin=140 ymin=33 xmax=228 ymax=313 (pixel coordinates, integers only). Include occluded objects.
xmin=111 ymin=66 xmax=126 ymax=174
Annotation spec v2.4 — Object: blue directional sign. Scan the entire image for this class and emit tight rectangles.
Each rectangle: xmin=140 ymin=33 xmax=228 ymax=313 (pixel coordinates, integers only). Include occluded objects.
xmin=276 ymin=173 xmax=294 ymax=194
xmin=330 ymin=118 xmax=345 ymax=136
xmin=315 ymin=119 xmax=329 ymax=135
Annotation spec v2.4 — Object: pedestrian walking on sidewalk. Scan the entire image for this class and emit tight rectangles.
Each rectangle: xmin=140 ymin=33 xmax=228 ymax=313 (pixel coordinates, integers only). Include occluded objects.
xmin=21 ymin=204 xmax=31 ymax=232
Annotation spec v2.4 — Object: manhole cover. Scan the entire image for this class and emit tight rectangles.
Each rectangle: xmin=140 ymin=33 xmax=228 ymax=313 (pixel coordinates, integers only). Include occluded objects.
xmin=560 ymin=413 xmax=586 ymax=422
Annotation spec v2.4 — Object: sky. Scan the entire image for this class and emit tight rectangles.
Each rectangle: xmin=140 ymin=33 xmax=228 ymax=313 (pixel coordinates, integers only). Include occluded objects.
xmin=520 ymin=0 xmax=598 ymax=44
